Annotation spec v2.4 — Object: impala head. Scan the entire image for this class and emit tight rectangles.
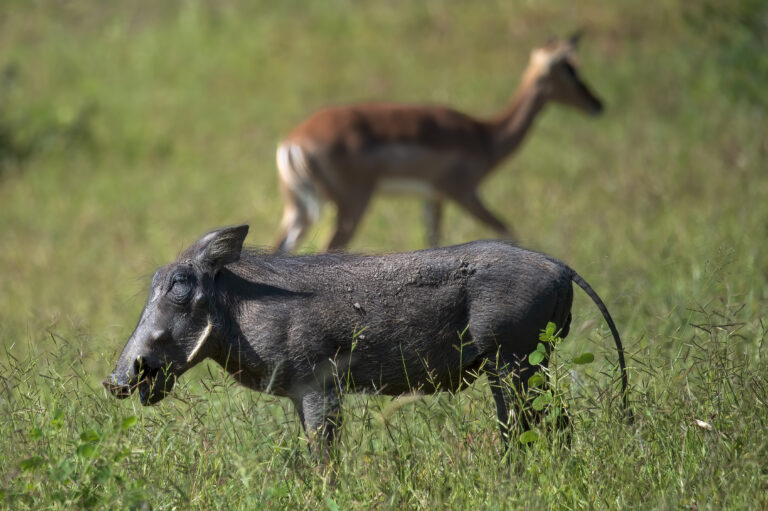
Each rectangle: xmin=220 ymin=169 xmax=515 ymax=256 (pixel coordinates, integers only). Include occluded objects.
xmin=103 ymin=225 xmax=249 ymax=405
xmin=527 ymin=33 xmax=604 ymax=115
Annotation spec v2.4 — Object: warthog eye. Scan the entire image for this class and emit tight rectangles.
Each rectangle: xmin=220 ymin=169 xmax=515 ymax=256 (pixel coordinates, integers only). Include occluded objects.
xmin=168 ymin=273 xmax=194 ymax=304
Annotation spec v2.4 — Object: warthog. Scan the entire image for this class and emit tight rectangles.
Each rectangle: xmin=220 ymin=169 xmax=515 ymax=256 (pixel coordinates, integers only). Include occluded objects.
xmin=104 ymin=225 xmax=629 ymax=456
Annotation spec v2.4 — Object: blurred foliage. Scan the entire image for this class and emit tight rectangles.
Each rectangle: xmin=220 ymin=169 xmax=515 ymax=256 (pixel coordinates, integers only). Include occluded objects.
xmin=682 ymin=0 xmax=768 ymax=105
xmin=0 ymin=63 xmax=97 ymax=174
xmin=0 ymin=64 xmax=30 ymax=166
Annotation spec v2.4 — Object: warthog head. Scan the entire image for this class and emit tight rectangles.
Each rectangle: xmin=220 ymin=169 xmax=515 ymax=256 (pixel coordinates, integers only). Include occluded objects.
xmin=103 ymin=225 xmax=249 ymax=404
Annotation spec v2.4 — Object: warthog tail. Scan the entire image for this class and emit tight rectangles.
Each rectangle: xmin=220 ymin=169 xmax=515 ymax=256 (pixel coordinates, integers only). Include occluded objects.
xmin=568 ymin=268 xmax=633 ymax=423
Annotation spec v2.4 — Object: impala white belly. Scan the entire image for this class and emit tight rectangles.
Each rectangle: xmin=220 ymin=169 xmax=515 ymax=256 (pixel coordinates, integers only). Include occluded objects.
xmin=366 ymin=144 xmax=457 ymax=172
xmin=363 ymin=144 xmax=460 ymax=198
xmin=303 ymin=142 xmax=470 ymax=199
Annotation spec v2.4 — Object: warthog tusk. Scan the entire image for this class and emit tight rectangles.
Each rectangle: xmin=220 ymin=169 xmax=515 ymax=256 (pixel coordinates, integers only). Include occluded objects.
xmin=186 ymin=319 xmax=213 ymax=364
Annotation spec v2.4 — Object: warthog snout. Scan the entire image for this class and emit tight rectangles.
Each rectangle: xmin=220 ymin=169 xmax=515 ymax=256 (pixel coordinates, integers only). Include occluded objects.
xmin=103 ymin=357 xmax=176 ymax=405
xmin=102 ymin=373 xmax=134 ymax=399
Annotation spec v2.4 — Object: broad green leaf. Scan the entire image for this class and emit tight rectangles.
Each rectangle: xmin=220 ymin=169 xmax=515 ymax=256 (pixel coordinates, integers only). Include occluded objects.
xmin=121 ymin=416 xmax=138 ymax=430
xmin=76 ymin=443 xmax=97 ymax=458
xmin=80 ymin=429 xmax=100 ymax=442
xmin=519 ymin=430 xmax=539 ymax=444
xmin=528 ymin=372 xmax=546 ymax=387
xmin=95 ymin=466 xmax=112 ymax=484
xmin=540 ymin=322 xmax=557 ymax=342
xmin=19 ymin=456 xmax=44 ymax=471
xmin=536 ymin=342 xmax=547 ymax=353
xmin=325 ymin=497 xmax=340 ymax=511
xmin=573 ymin=352 xmax=595 ymax=365
xmin=51 ymin=409 xmax=64 ymax=427
xmin=532 ymin=392 xmax=552 ymax=411
xmin=49 ymin=460 xmax=74 ymax=482
xmin=29 ymin=427 xmax=43 ymax=440
xmin=529 ymin=350 xmax=545 ymax=366
xmin=113 ymin=447 xmax=131 ymax=462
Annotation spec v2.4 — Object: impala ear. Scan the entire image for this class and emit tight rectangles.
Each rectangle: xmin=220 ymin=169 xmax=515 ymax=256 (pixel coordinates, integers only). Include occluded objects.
xmin=568 ymin=30 xmax=583 ymax=49
xmin=181 ymin=224 xmax=250 ymax=275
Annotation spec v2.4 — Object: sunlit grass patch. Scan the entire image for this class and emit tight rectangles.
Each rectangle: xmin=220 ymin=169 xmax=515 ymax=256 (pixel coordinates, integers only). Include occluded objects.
xmin=1 ymin=0 xmax=767 ymax=508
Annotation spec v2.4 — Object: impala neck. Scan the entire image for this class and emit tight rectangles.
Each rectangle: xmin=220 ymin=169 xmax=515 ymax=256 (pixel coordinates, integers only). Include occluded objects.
xmin=485 ymin=74 xmax=547 ymax=167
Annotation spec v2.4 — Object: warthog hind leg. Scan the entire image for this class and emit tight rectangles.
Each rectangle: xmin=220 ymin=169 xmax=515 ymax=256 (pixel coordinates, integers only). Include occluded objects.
xmin=294 ymin=388 xmax=343 ymax=463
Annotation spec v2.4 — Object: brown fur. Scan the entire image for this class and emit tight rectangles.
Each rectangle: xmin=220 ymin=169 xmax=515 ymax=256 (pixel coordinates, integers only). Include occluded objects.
xmin=275 ymin=36 xmax=603 ymax=251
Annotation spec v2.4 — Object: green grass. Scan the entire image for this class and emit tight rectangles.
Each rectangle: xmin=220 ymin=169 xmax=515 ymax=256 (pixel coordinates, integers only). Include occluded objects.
xmin=1 ymin=0 xmax=767 ymax=508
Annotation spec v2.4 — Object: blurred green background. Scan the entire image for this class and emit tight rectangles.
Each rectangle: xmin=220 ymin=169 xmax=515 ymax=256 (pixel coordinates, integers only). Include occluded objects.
xmin=1 ymin=0 xmax=767 ymax=508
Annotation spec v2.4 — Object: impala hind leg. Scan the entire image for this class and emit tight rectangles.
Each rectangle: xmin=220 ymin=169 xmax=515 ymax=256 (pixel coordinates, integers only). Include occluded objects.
xmin=450 ymin=191 xmax=518 ymax=243
xmin=423 ymin=198 xmax=443 ymax=247
xmin=326 ymin=190 xmax=373 ymax=251
xmin=275 ymin=201 xmax=313 ymax=252
xmin=275 ymin=144 xmax=323 ymax=252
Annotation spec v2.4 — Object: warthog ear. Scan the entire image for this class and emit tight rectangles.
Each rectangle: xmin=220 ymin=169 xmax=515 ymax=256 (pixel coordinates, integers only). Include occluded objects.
xmin=182 ymin=224 xmax=250 ymax=274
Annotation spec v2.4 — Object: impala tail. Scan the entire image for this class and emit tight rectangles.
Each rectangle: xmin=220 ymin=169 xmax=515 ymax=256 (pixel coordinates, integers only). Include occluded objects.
xmin=275 ymin=144 xmax=323 ymax=252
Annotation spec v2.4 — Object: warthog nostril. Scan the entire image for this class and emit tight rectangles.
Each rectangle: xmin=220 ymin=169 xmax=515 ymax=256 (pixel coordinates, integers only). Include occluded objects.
xmin=102 ymin=374 xmax=133 ymax=398
xmin=133 ymin=356 xmax=144 ymax=376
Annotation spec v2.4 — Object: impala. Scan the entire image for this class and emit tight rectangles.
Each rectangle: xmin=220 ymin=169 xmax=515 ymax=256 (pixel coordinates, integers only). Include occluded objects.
xmin=274 ymin=34 xmax=603 ymax=252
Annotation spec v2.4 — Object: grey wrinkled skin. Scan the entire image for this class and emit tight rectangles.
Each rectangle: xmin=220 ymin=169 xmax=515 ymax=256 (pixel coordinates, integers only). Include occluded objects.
xmin=104 ymin=225 xmax=630 ymax=458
